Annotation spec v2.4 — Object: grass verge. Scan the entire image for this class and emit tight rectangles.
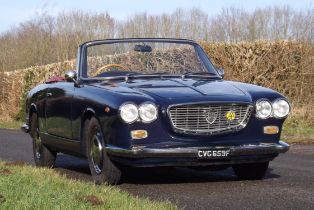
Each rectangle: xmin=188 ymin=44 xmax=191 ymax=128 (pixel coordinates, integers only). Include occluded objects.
xmin=282 ymin=125 xmax=314 ymax=144
xmin=0 ymin=120 xmax=22 ymax=130
xmin=0 ymin=160 xmax=176 ymax=210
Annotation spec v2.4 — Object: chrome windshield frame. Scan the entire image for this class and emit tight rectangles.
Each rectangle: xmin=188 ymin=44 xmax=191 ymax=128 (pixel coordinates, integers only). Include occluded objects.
xmin=76 ymin=38 xmax=221 ymax=83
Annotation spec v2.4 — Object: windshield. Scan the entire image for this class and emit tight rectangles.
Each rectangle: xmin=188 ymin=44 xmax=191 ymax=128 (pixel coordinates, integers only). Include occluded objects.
xmin=84 ymin=40 xmax=218 ymax=78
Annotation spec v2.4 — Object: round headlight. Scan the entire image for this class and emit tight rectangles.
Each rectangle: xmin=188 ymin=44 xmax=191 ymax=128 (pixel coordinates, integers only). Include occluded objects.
xmin=272 ymin=99 xmax=290 ymax=118
xmin=119 ymin=103 xmax=139 ymax=123
xmin=139 ymin=103 xmax=158 ymax=123
xmin=256 ymin=99 xmax=272 ymax=119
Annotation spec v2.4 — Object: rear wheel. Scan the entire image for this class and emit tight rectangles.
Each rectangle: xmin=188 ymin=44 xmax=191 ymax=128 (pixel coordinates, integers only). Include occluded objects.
xmin=85 ymin=117 xmax=121 ymax=185
xmin=30 ymin=113 xmax=56 ymax=167
xmin=232 ymin=162 xmax=269 ymax=180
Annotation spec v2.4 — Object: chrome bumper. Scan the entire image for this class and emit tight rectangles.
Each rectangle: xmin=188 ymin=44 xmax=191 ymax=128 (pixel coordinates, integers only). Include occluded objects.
xmin=106 ymin=141 xmax=289 ymax=158
xmin=21 ymin=124 xmax=30 ymax=133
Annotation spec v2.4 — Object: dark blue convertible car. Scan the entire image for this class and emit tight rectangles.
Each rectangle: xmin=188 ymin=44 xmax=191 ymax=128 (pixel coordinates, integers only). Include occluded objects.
xmin=22 ymin=38 xmax=290 ymax=184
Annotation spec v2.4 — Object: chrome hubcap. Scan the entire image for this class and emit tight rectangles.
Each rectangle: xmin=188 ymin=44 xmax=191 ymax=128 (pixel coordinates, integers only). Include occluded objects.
xmin=90 ymin=131 xmax=104 ymax=174
xmin=34 ymin=128 xmax=42 ymax=159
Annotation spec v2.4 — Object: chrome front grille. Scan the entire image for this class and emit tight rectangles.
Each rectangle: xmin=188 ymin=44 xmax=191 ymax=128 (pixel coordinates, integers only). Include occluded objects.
xmin=168 ymin=103 xmax=253 ymax=135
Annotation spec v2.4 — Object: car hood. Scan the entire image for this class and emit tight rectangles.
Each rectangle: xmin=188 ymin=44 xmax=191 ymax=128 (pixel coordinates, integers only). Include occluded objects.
xmin=94 ymin=78 xmax=254 ymax=103
xmin=130 ymin=78 xmax=245 ymax=97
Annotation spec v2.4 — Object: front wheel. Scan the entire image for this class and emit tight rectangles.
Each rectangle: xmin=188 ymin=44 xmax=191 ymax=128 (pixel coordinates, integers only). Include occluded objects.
xmin=85 ymin=117 xmax=122 ymax=185
xmin=232 ymin=162 xmax=269 ymax=180
xmin=30 ymin=113 xmax=56 ymax=167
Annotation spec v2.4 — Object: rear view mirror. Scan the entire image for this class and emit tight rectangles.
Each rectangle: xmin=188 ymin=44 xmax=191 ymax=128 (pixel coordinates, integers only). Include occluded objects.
xmin=134 ymin=44 xmax=152 ymax=53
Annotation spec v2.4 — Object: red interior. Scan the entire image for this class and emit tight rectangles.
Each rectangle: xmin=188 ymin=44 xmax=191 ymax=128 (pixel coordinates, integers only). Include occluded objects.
xmin=46 ymin=76 xmax=65 ymax=83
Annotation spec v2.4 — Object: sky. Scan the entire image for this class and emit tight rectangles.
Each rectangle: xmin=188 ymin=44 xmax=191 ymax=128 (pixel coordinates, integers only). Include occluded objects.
xmin=0 ymin=0 xmax=312 ymax=33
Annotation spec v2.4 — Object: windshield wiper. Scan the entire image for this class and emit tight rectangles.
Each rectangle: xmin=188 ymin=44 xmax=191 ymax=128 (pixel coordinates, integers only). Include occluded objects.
xmin=125 ymin=72 xmax=140 ymax=82
xmin=182 ymin=71 xmax=219 ymax=79
xmin=98 ymin=72 xmax=174 ymax=83
xmin=125 ymin=72 xmax=182 ymax=81
xmin=124 ymin=72 xmax=170 ymax=82
xmin=142 ymin=72 xmax=171 ymax=78
xmin=98 ymin=71 xmax=218 ymax=83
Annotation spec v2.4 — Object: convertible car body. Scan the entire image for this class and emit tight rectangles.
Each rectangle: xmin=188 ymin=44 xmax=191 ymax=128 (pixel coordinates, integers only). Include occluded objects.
xmin=22 ymin=38 xmax=290 ymax=184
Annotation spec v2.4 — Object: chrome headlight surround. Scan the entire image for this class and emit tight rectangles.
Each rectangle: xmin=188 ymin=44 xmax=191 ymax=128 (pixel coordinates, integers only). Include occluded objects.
xmin=255 ymin=99 xmax=272 ymax=119
xmin=119 ymin=103 xmax=139 ymax=124
xmin=138 ymin=102 xmax=158 ymax=123
xmin=272 ymin=99 xmax=290 ymax=118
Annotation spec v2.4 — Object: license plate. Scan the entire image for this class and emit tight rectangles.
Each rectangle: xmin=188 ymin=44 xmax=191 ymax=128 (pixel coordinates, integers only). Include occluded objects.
xmin=197 ymin=148 xmax=231 ymax=159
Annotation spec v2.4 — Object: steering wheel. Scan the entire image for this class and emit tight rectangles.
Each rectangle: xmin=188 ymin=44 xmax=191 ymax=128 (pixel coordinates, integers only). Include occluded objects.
xmin=93 ymin=63 xmax=129 ymax=76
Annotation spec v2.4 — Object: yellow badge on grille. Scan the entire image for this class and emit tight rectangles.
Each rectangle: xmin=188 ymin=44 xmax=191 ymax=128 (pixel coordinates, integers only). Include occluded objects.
xmin=226 ymin=111 xmax=236 ymax=121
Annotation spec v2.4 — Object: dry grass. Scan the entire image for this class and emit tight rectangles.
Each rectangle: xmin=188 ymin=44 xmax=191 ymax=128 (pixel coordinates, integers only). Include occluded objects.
xmin=201 ymin=41 xmax=314 ymax=106
xmin=0 ymin=41 xmax=313 ymax=126
xmin=0 ymin=61 xmax=75 ymax=120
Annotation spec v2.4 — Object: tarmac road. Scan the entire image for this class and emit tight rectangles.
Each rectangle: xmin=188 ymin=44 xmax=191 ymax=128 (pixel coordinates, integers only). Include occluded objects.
xmin=0 ymin=128 xmax=313 ymax=210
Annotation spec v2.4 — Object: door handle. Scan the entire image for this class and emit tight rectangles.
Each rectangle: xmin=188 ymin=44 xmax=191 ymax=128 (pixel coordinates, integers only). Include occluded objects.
xmin=46 ymin=92 xmax=52 ymax=97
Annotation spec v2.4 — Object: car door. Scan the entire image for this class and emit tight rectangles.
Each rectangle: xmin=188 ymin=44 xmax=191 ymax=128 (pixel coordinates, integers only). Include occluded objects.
xmin=45 ymin=82 xmax=74 ymax=139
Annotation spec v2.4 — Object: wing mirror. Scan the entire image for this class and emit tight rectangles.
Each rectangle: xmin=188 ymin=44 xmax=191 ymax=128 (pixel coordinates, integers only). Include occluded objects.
xmin=216 ymin=68 xmax=225 ymax=79
xmin=65 ymin=70 xmax=77 ymax=82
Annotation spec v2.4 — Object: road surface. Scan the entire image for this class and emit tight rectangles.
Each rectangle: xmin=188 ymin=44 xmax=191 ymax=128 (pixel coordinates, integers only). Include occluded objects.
xmin=0 ymin=129 xmax=313 ymax=209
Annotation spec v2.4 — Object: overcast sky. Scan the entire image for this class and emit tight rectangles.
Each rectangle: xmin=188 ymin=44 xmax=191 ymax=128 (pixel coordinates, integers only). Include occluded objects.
xmin=0 ymin=0 xmax=312 ymax=33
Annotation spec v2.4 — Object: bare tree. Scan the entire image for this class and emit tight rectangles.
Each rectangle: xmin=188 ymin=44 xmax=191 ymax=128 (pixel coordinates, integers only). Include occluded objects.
xmin=0 ymin=6 xmax=313 ymax=72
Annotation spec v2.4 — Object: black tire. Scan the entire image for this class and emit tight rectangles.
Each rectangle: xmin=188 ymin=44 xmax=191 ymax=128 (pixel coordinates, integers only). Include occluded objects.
xmin=85 ymin=117 xmax=121 ymax=185
xmin=30 ymin=113 xmax=56 ymax=167
xmin=232 ymin=162 xmax=269 ymax=180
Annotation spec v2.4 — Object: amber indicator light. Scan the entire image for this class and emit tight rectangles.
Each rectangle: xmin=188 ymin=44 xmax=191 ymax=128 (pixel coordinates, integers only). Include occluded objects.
xmin=131 ymin=130 xmax=148 ymax=139
xmin=263 ymin=126 xmax=279 ymax=134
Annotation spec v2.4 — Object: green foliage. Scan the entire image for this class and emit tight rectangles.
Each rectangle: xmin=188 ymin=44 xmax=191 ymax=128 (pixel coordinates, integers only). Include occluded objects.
xmin=282 ymin=124 xmax=314 ymax=144
xmin=0 ymin=161 xmax=176 ymax=209
xmin=14 ymin=69 xmax=36 ymax=121
xmin=0 ymin=120 xmax=22 ymax=129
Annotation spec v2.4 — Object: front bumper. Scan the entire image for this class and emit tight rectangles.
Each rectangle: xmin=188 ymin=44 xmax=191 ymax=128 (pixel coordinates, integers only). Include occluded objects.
xmin=106 ymin=141 xmax=289 ymax=158
xmin=106 ymin=141 xmax=289 ymax=167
